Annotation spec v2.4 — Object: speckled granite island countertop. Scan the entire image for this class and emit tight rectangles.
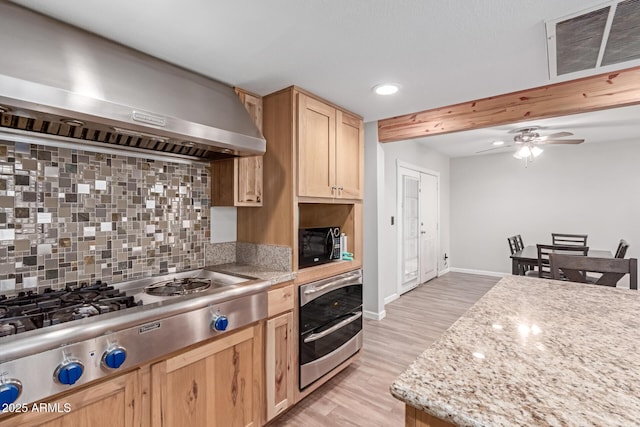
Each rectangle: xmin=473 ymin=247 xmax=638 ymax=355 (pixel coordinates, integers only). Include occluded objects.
xmin=391 ymin=275 xmax=640 ymax=427
xmin=206 ymin=263 xmax=296 ymax=287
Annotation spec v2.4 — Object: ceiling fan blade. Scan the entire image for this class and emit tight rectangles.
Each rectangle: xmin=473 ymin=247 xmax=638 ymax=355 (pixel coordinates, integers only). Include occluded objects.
xmin=475 ymin=145 xmax=512 ymax=153
xmin=540 ymin=139 xmax=584 ymax=145
xmin=545 ymin=131 xmax=574 ymax=139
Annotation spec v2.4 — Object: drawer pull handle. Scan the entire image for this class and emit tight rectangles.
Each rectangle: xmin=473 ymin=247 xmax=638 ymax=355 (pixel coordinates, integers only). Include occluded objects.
xmin=303 ymin=312 xmax=362 ymax=343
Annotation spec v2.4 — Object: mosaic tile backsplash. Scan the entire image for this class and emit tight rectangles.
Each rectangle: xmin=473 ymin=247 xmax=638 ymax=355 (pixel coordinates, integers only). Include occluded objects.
xmin=0 ymin=140 xmax=210 ymax=293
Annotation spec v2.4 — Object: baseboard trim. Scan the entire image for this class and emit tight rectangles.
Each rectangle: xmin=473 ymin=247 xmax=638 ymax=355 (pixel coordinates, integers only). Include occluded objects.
xmin=384 ymin=293 xmax=399 ymax=305
xmin=449 ymin=267 xmax=508 ymax=278
xmin=363 ymin=310 xmax=386 ymax=321
xmin=438 ymin=267 xmax=450 ymax=277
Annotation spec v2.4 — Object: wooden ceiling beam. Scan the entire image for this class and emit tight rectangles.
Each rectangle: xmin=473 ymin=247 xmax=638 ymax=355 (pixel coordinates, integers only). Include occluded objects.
xmin=377 ymin=65 xmax=640 ymax=143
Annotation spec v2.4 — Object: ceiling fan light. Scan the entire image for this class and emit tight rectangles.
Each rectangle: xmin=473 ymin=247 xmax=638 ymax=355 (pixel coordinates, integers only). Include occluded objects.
xmin=517 ymin=146 xmax=531 ymax=158
xmin=531 ymin=146 xmax=543 ymax=157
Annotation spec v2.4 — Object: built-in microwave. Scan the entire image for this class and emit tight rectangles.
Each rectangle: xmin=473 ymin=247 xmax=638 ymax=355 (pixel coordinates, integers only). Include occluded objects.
xmin=298 ymin=227 xmax=341 ymax=269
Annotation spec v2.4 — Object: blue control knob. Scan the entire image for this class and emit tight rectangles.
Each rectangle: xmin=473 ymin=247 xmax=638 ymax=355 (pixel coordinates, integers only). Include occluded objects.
xmin=102 ymin=347 xmax=127 ymax=369
xmin=0 ymin=381 xmax=22 ymax=407
xmin=56 ymin=362 xmax=84 ymax=385
xmin=211 ymin=315 xmax=229 ymax=332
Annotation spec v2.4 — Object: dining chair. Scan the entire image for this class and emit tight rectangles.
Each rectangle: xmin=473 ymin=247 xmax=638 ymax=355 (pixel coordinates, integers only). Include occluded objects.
xmin=550 ymin=254 xmax=638 ymax=290
xmin=551 ymin=233 xmax=588 ymax=246
xmin=515 ymin=235 xmax=524 ymax=251
xmin=532 ymin=244 xmax=589 ymax=279
xmin=615 ymin=239 xmax=630 ymax=258
xmin=507 ymin=236 xmax=520 ymax=255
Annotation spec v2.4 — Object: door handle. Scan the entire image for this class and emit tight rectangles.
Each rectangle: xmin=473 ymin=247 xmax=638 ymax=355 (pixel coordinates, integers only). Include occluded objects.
xmin=303 ymin=312 xmax=362 ymax=343
xmin=420 ymin=231 xmax=426 ymax=235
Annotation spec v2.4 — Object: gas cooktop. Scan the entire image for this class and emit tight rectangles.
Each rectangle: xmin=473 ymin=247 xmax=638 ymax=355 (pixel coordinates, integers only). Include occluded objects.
xmin=0 ymin=269 xmax=251 ymax=337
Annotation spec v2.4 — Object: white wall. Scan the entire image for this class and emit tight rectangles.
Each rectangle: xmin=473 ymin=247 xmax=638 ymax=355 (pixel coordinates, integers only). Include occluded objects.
xmin=450 ymin=139 xmax=640 ymax=274
xmin=379 ymin=140 xmax=451 ymax=304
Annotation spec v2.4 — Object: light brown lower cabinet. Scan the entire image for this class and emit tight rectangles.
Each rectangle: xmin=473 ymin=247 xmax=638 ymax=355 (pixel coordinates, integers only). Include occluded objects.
xmin=0 ymin=371 xmax=139 ymax=427
xmin=150 ymin=324 xmax=263 ymax=427
xmin=265 ymin=311 xmax=294 ymax=421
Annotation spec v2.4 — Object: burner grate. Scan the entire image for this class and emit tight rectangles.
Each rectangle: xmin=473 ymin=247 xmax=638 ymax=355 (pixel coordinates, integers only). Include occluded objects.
xmin=144 ymin=278 xmax=212 ymax=297
xmin=0 ymin=281 xmax=140 ymax=336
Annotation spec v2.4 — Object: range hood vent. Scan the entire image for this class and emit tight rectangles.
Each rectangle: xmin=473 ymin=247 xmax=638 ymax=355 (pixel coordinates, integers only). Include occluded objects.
xmin=547 ymin=0 xmax=640 ymax=77
xmin=0 ymin=2 xmax=265 ymax=161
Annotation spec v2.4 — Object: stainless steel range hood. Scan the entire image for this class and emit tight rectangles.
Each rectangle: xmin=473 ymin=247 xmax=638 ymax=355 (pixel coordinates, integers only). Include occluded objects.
xmin=0 ymin=2 xmax=265 ymax=161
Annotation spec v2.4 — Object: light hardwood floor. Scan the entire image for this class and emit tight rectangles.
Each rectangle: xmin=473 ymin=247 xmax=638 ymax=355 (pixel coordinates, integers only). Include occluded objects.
xmin=270 ymin=272 xmax=500 ymax=427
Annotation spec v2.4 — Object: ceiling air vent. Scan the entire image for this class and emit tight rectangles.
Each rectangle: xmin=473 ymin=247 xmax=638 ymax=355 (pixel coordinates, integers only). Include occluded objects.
xmin=547 ymin=0 xmax=640 ymax=77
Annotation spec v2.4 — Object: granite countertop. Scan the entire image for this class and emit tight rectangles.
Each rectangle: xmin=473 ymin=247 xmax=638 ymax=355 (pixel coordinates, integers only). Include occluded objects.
xmin=206 ymin=263 xmax=296 ymax=287
xmin=391 ymin=275 xmax=640 ymax=427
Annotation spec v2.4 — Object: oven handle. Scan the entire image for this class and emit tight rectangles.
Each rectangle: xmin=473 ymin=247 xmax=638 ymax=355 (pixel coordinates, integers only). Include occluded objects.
xmin=303 ymin=276 xmax=359 ymax=296
xmin=303 ymin=311 xmax=362 ymax=343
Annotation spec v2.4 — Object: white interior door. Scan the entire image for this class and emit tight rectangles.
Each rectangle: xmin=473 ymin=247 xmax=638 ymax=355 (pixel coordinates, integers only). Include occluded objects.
xmin=398 ymin=167 xmax=420 ymax=295
xmin=420 ymin=173 xmax=438 ymax=284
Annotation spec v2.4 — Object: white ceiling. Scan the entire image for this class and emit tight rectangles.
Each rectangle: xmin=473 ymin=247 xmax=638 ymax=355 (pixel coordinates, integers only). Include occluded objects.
xmin=9 ymin=0 xmax=639 ymax=158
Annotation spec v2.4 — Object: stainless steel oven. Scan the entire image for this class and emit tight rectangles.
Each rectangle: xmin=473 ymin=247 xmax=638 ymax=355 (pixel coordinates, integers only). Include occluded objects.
xmin=298 ymin=269 xmax=362 ymax=389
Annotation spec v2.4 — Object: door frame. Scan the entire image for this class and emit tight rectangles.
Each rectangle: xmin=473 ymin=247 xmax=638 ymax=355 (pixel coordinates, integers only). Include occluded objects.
xmin=396 ymin=160 xmax=440 ymax=296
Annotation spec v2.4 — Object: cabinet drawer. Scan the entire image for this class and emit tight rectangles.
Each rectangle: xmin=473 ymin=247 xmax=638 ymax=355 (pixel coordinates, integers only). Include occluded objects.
xmin=268 ymin=284 xmax=294 ymax=317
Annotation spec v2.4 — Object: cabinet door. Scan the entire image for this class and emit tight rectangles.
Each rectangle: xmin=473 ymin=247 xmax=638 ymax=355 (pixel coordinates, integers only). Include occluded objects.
xmin=0 ymin=371 xmax=139 ymax=427
xmin=236 ymin=156 xmax=263 ymax=205
xmin=335 ymin=110 xmax=364 ymax=199
xmin=235 ymin=89 xmax=263 ymax=207
xmin=265 ymin=311 xmax=294 ymax=421
xmin=297 ymin=93 xmax=336 ymax=198
xmin=151 ymin=325 xmax=262 ymax=427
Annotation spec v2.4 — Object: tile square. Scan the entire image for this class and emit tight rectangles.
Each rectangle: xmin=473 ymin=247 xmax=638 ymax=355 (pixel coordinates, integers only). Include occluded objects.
xmin=37 ymin=244 xmax=52 ymax=255
xmin=15 ymin=175 xmax=30 ymax=186
xmin=15 ymin=207 xmax=30 ymax=219
xmin=45 ymin=166 xmax=59 ymax=177
xmin=37 ymin=212 xmax=52 ymax=224
xmin=0 ymin=279 xmax=16 ymax=291
xmin=0 ymin=196 xmax=14 ymax=208
xmin=21 ymin=159 xmax=38 ymax=171
xmin=14 ymin=239 xmax=30 ymax=251
xmin=22 ymin=192 xmax=37 ymax=202
xmin=0 ymin=229 xmax=15 ymax=240
xmin=23 ymin=276 xmax=38 ymax=288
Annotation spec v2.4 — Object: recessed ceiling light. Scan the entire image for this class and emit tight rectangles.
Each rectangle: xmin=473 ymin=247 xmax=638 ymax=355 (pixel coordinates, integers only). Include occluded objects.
xmin=492 ymin=140 xmax=505 ymax=146
xmin=373 ymin=84 xmax=399 ymax=95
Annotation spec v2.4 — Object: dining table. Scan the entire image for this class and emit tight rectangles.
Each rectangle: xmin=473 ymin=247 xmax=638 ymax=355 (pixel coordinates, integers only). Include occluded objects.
xmin=510 ymin=245 xmax=613 ymax=275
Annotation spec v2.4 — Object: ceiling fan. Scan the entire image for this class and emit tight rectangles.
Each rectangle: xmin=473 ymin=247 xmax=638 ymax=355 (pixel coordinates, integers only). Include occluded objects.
xmin=476 ymin=126 xmax=585 ymax=160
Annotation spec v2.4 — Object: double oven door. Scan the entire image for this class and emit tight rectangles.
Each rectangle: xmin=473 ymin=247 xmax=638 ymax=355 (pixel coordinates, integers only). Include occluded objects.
xmin=299 ymin=269 xmax=363 ymax=389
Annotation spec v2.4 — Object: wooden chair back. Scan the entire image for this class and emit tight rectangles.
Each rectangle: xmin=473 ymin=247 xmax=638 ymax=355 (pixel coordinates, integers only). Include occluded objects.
xmin=515 ymin=235 xmax=524 ymax=251
xmin=536 ymin=244 xmax=589 ymax=278
xmin=507 ymin=236 xmax=519 ymax=255
xmin=615 ymin=239 xmax=630 ymax=258
xmin=552 ymin=233 xmax=588 ymax=246
xmin=550 ymin=254 xmax=638 ymax=289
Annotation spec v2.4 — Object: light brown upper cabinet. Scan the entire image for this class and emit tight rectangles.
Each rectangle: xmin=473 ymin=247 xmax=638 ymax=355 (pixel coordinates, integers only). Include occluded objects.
xmin=211 ymin=88 xmax=264 ymax=207
xmin=297 ymin=93 xmax=363 ymax=200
